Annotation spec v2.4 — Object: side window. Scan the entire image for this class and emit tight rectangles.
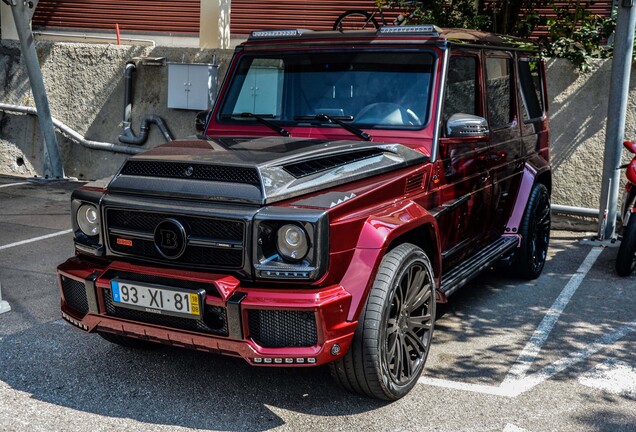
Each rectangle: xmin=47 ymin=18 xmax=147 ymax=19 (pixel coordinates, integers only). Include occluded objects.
xmin=444 ymin=55 xmax=478 ymax=122
xmin=485 ymin=56 xmax=514 ymax=129
xmin=518 ymin=58 xmax=545 ymax=122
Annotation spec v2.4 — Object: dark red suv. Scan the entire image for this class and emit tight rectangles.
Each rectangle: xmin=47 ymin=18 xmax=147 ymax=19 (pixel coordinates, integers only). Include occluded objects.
xmin=57 ymin=26 xmax=551 ymax=400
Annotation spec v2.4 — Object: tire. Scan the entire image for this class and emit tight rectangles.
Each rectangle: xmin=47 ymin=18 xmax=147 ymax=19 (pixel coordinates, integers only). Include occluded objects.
xmin=512 ymin=183 xmax=551 ymax=280
xmin=98 ymin=331 xmax=161 ymax=349
xmin=333 ymin=11 xmax=379 ymax=31
xmin=329 ymin=243 xmax=436 ymax=400
xmin=616 ymin=218 xmax=636 ymax=277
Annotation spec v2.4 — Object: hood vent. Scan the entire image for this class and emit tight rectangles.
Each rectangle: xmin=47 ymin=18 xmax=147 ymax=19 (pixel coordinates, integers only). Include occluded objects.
xmin=282 ymin=149 xmax=384 ymax=179
xmin=121 ymin=160 xmax=261 ymax=186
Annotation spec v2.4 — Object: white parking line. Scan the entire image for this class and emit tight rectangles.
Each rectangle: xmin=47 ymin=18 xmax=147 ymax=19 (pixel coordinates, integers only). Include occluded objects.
xmin=503 ymin=247 xmax=604 ymax=383
xmin=578 ymin=358 xmax=636 ymax=398
xmin=504 ymin=424 xmax=529 ymax=432
xmin=0 ymin=229 xmax=73 ymax=251
xmin=0 ymin=182 xmax=30 ymax=189
xmin=419 ymin=246 xmax=610 ymax=397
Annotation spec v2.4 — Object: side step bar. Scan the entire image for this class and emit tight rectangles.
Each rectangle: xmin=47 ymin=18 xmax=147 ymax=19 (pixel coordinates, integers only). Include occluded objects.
xmin=441 ymin=236 xmax=519 ymax=297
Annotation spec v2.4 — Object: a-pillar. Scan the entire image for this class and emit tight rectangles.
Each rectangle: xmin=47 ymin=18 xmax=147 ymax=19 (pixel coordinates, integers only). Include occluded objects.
xmin=199 ymin=0 xmax=231 ymax=49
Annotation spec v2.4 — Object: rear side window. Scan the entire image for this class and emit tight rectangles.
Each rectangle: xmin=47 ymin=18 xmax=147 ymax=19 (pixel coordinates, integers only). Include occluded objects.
xmin=485 ymin=56 xmax=514 ymax=129
xmin=444 ymin=55 xmax=479 ymax=121
xmin=518 ymin=59 xmax=545 ymax=122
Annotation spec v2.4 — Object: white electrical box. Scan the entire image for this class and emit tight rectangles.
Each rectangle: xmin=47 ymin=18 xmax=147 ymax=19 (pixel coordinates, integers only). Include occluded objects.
xmin=167 ymin=63 xmax=218 ymax=110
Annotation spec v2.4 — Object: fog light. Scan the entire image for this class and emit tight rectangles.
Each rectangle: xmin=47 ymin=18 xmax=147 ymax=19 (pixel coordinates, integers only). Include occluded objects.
xmin=331 ymin=344 xmax=341 ymax=356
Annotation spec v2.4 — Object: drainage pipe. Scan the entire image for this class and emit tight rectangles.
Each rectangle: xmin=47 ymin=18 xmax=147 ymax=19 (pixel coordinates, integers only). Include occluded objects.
xmin=552 ymin=204 xmax=621 ymax=222
xmin=0 ymin=103 xmax=144 ymax=155
xmin=118 ymin=62 xmax=174 ymax=145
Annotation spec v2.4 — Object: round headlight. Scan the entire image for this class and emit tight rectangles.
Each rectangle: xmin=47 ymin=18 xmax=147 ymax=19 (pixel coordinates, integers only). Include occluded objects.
xmin=77 ymin=204 xmax=100 ymax=237
xmin=276 ymin=224 xmax=309 ymax=262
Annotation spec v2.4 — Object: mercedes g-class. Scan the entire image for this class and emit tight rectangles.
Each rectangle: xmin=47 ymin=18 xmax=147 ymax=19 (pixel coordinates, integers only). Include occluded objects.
xmin=58 ymin=25 xmax=551 ymax=400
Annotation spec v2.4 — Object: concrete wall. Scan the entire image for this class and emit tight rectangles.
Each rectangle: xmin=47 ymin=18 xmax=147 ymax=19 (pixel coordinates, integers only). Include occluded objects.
xmin=547 ymin=58 xmax=634 ymax=212
xmin=0 ymin=40 xmax=233 ymax=180
xmin=0 ymin=41 xmax=632 ymax=211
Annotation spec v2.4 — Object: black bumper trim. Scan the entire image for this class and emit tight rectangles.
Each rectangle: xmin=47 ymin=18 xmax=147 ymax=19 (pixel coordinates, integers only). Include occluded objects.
xmin=227 ymin=292 xmax=247 ymax=340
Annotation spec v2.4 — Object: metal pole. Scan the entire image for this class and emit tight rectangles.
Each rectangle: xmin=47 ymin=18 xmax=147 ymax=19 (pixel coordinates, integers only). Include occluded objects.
xmin=8 ymin=0 xmax=64 ymax=179
xmin=598 ymin=0 xmax=636 ymax=240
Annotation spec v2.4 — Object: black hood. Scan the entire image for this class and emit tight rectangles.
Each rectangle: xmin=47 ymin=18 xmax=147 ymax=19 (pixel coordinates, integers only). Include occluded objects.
xmin=107 ymin=137 xmax=428 ymax=204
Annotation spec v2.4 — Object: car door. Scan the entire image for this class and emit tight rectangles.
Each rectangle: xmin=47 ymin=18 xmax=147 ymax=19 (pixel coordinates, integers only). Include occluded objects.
xmin=482 ymin=52 xmax=524 ymax=239
xmin=436 ymin=51 xmax=493 ymax=271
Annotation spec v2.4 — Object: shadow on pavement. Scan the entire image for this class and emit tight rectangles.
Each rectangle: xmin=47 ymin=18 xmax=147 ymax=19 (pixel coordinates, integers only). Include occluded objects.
xmin=0 ymin=323 xmax=385 ymax=431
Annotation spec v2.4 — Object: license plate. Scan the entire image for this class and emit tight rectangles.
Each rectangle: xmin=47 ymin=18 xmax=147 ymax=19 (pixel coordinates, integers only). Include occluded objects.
xmin=110 ymin=279 xmax=204 ymax=319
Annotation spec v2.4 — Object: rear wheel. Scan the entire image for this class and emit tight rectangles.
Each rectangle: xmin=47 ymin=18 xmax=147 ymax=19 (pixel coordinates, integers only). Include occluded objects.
xmin=98 ymin=332 xmax=161 ymax=349
xmin=333 ymin=11 xmax=379 ymax=31
xmin=329 ymin=243 xmax=435 ymax=400
xmin=616 ymin=218 xmax=636 ymax=277
xmin=513 ymin=183 xmax=551 ymax=279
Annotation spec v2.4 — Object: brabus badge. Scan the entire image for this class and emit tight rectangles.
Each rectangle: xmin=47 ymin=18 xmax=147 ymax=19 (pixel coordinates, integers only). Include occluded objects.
xmin=184 ymin=166 xmax=194 ymax=177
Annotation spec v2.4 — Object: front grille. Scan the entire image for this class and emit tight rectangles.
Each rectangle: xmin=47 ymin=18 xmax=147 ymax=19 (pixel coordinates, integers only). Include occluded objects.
xmin=121 ymin=161 xmax=261 ymax=186
xmin=61 ymin=276 xmax=89 ymax=314
xmin=106 ymin=208 xmax=245 ymax=269
xmin=248 ymin=310 xmax=318 ymax=348
xmin=108 ymin=210 xmax=244 ymax=242
xmin=103 ymin=289 xmax=228 ymax=336
xmin=283 ymin=149 xmax=384 ymax=178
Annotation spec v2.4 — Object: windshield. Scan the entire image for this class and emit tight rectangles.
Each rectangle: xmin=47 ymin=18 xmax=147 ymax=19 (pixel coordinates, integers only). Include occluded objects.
xmin=219 ymin=50 xmax=435 ymax=129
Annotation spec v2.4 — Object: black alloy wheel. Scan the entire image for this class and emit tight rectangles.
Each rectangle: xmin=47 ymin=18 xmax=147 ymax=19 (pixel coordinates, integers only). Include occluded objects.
xmin=329 ymin=243 xmax=435 ymax=400
xmin=382 ymin=258 xmax=434 ymax=386
xmin=514 ymin=183 xmax=551 ymax=279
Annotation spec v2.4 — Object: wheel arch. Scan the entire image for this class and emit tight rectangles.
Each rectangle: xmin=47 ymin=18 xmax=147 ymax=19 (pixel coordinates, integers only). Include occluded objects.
xmin=340 ymin=201 xmax=442 ymax=321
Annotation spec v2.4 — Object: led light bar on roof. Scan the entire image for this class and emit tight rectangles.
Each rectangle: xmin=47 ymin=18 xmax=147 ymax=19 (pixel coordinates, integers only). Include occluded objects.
xmin=378 ymin=25 xmax=441 ymax=36
xmin=250 ymin=29 xmax=304 ymax=39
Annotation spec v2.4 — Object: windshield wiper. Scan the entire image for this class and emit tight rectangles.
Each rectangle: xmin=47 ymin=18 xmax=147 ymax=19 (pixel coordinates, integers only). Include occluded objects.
xmin=223 ymin=112 xmax=290 ymax=137
xmin=295 ymin=114 xmax=371 ymax=141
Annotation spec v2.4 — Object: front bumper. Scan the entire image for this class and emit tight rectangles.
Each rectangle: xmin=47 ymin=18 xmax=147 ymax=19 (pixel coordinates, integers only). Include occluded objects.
xmin=57 ymin=256 xmax=356 ymax=366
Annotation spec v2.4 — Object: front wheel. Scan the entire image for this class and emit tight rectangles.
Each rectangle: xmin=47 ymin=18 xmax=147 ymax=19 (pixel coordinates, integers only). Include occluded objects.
xmin=333 ymin=11 xmax=379 ymax=31
xmin=329 ymin=243 xmax=435 ymax=400
xmin=616 ymin=218 xmax=636 ymax=276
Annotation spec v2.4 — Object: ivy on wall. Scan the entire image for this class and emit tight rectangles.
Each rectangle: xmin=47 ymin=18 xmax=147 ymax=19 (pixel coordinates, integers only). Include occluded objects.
xmin=377 ymin=0 xmax=616 ymax=71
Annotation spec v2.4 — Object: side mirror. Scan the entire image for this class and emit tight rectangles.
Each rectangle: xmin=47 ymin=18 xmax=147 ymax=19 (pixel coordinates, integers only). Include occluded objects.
xmin=446 ymin=113 xmax=489 ymax=138
xmin=624 ymin=140 xmax=636 ymax=154
xmin=195 ymin=110 xmax=212 ymax=133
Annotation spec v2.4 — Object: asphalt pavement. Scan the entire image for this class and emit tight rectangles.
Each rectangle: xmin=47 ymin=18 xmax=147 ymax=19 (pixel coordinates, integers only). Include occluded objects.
xmin=0 ymin=175 xmax=635 ymax=432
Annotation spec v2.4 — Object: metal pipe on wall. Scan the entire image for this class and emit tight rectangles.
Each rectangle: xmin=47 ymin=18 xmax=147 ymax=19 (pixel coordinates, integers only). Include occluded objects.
xmin=119 ymin=62 xmax=174 ymax=145
xmin=552 ymin=204 xmax=622 ymax=221
xmin=0 ymin=103 xmax=144 ymax=155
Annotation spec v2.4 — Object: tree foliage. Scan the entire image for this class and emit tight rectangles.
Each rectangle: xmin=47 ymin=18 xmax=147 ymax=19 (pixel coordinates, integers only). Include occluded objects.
xmin=377 ymin=0 xmax=616 ymax=70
